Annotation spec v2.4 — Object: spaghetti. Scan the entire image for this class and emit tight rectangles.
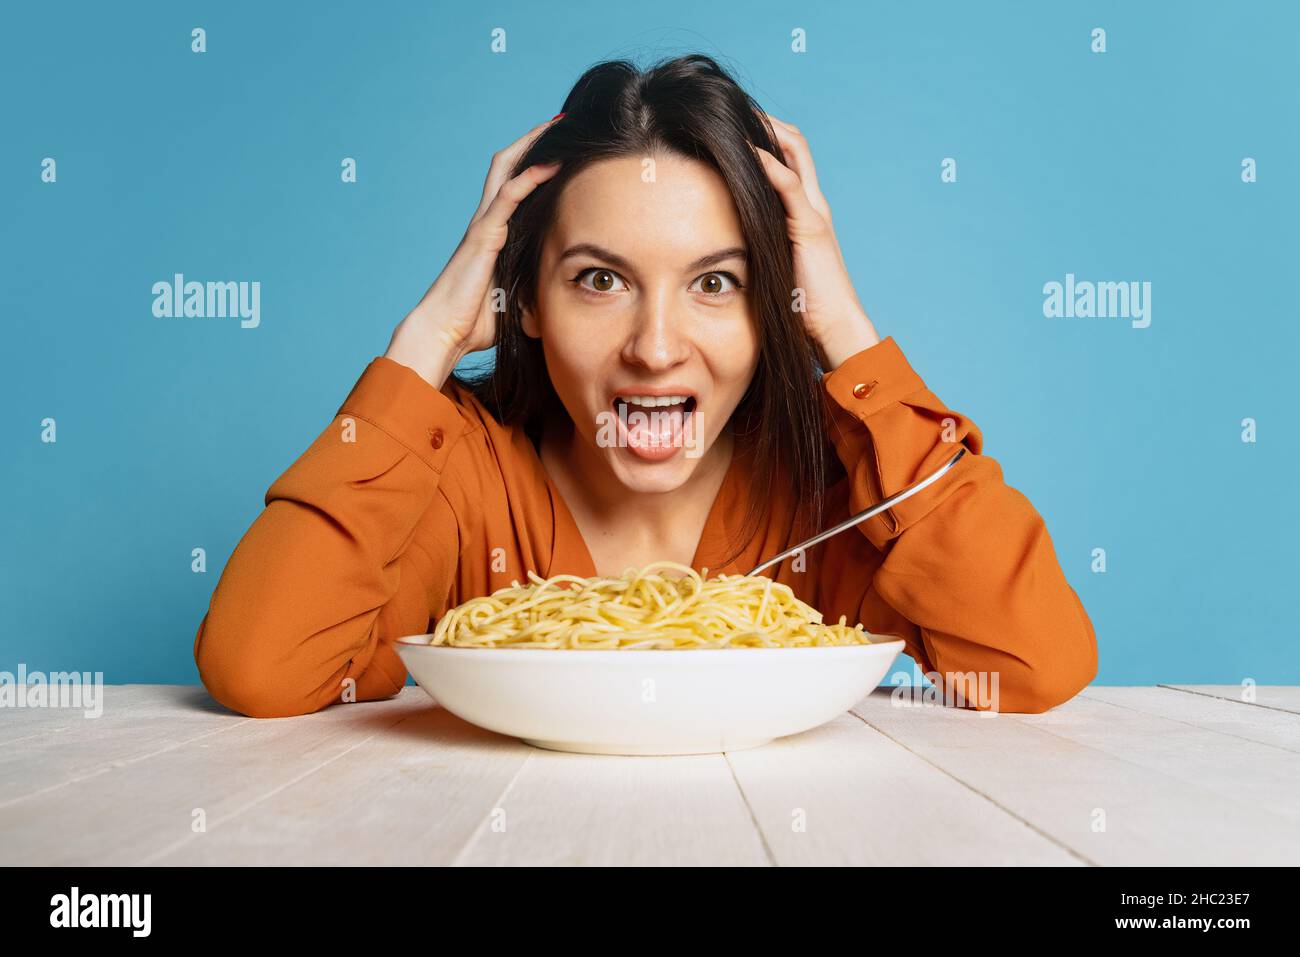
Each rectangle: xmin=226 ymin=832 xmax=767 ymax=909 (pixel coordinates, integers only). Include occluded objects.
xmin=429 ymin=561 xmax=876 ymax=650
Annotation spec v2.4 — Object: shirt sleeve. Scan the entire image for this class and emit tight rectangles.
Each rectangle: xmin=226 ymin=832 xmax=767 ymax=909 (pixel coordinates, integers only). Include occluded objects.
xmin=814 ymin=336 xmax=1098 ymax=713
xmin=193 ymin=356 xmax=471 ymax=718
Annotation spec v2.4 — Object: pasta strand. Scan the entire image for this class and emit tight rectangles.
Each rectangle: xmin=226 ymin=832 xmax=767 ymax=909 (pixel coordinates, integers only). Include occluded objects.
xmin=428 ymin=562 xmax=876 ymax=650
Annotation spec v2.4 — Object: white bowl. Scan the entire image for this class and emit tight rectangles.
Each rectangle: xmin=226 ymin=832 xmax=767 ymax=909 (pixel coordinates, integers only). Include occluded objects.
xmin=393 ymin=636 xmax=906 ymax=755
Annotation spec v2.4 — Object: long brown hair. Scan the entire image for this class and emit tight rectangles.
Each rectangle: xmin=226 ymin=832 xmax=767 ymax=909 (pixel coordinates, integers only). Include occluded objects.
xmin=453 ymin=53 xmax=841 ymax=569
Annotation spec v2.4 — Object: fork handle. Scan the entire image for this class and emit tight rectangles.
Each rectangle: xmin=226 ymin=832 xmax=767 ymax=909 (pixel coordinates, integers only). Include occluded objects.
xmin=745 ymin=446 xmax=968 ymax=577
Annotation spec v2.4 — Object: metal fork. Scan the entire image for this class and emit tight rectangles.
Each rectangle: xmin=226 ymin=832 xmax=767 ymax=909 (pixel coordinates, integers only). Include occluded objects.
xmin=746 ymin=446 xmax=968 ymax=577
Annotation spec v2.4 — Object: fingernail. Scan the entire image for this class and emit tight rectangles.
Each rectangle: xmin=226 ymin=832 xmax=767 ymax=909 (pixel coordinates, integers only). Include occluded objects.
xmin=550 ymin=112 xmax=566 ymax=121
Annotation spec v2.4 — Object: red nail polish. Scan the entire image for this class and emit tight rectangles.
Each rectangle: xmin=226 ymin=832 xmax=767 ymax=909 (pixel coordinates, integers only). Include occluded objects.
xmin=551 ymin=112 xmax=566 ymax=121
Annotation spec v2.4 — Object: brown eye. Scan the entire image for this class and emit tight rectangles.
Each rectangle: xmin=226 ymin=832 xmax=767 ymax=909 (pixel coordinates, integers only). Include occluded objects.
xmin=574 ymin=268 xmax=626 ymax=294
xmin=690 ymin=271 xmax=741 ymax=296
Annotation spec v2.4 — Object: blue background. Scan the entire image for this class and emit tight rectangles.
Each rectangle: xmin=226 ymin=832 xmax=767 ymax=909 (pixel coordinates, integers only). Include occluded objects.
xmin=3 ymin=1 xmax=1296 ymax=684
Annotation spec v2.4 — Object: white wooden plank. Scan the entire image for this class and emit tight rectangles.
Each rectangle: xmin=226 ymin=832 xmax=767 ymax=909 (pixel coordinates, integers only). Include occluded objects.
xmin=153 ymin=696 xmax=533 ymax=865
xmin=0 ymin=684 xmax=161 ymax=745
xmin=0 ymin=686 xmax=249 ymax=808
xmin=1017 ymin=692 xmax=1300 ymax=820
xmin=0 ymin=688 xmax=430 ymax=865
xmin=725 ymin=713 xmax=1083 ymax=866
xmin=9 ymin=684 xmax=1299 ymax=866
xmin=1082 ymin=687 xmax=1300 ymax=753
xmin=1163 ymin=685 xmax=1300 ymax=715
xmin=452 ymin=746 xmax=768 ymax=867
xmin=852 ymin=688 xmax=1298 ymax=865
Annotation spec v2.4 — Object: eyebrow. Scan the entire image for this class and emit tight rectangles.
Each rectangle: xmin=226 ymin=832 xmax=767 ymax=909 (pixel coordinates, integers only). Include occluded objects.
xmin=557 ymin=242 xmax=748 ymax=273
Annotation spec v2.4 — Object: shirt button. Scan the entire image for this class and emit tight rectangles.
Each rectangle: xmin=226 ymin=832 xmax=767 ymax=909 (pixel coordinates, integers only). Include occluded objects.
xmin=852 ymin=380 xmax=877 ymax=399
xmin=429 ymin=429 xmax=444 ymax=450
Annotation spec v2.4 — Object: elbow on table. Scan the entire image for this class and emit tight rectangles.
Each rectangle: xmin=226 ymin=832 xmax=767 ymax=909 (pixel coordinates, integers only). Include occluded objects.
xmin=996 ymin=659 xmax=1095 ymax=714
xmin=194 ymin=612 xmax=331 ymax=719
xmin=996 ymin=606 xmax=1099 ymax=714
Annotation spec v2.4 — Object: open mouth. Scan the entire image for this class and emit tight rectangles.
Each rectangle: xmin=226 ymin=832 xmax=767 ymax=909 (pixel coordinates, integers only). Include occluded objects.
xmin=610 ymin=393 xmax=698 ymax=455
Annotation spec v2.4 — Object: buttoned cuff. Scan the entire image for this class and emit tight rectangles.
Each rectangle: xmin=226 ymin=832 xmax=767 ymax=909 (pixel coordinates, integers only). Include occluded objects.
xmin=337 ymin=356 xmax=470 ymax=473
xmin=819 ymin=335 xmax=968 ymax=545
xmin=821 ymin=336 xmax=927 ymax=422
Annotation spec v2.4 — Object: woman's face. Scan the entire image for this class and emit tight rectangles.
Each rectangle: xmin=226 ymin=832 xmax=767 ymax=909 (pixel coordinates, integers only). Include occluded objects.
xmin=523 ymin=151 xmax=760 ymax=494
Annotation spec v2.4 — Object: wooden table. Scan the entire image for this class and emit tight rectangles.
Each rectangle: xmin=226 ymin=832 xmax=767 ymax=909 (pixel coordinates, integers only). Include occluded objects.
xmin=2 ymin=685 xmax=1297 ymax=866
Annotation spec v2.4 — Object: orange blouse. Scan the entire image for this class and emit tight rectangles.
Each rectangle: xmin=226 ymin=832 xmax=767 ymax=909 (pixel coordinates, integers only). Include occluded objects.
xmin=194 ymin=336 xmax=1097 ymax=718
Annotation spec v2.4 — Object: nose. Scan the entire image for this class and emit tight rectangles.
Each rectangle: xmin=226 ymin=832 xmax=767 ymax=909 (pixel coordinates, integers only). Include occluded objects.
xmin=620 ymin=286 xmax=692 ymax=371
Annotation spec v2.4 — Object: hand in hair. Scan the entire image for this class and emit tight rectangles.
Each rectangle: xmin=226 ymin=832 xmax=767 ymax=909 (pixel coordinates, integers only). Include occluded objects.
xmin=752 ymin=113 xmax=881 ymax=370
xmin=384 ymin=116 xmax=565 ymax=389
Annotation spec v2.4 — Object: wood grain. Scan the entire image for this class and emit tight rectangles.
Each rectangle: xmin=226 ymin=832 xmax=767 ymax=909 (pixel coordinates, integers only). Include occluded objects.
xmin=2 ymin=684 xmax=1295 ymax=866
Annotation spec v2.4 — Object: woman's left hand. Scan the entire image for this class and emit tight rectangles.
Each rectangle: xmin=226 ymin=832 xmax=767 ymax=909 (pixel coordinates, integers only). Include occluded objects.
xmin=753 ymin=113 xmax=881 ymax=369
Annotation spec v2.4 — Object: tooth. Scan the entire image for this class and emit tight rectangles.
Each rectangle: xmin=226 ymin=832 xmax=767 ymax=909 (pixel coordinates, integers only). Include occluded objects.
xmin=617 ymin=395 xmax=691 ymax=408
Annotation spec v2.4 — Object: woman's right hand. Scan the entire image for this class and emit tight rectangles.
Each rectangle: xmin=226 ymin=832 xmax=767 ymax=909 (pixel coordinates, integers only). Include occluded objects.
xmin=385 ymin=117 xmax=564 ymax=388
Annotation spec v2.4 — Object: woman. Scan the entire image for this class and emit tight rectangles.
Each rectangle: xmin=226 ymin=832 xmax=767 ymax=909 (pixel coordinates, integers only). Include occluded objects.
xmin=194 ymin=54 xmax=1097 ymax=718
